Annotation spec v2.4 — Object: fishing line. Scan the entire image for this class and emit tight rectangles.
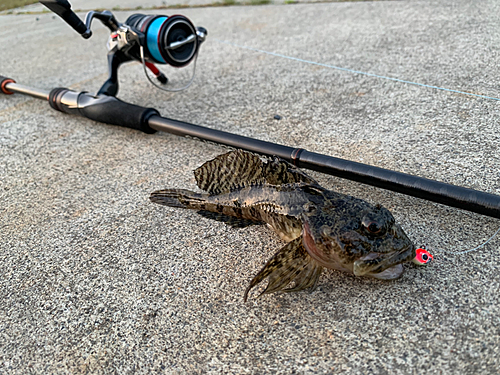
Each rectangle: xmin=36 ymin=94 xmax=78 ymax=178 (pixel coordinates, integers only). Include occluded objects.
xmin=215 ymin=39 xmax=500 ymax=101
xmin=216 ymin=39 xmax=500 ymax=257
xmin=140 ymin=46 xmax=199 ymax=92
xmin=430 ymin=225 xmax=500 ymax=256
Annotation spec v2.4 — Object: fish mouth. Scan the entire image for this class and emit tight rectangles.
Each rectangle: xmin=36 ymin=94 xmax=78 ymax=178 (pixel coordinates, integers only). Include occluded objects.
xmin=352 ymin=245 xmax=415 ymax=280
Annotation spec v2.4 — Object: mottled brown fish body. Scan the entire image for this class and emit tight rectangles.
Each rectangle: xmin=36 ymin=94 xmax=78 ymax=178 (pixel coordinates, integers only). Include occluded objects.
xmin=150 ymin=184 xmax=306 ymax=241
xmin=150 ymin=150 xmax=415 ymax=301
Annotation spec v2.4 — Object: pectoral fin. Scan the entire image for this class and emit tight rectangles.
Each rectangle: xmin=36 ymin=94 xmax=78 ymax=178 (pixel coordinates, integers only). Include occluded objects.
xmin=244 ymin=237 xmax=323 ymax=302
xmin=197 ymin=210 xmax=264 ymax=228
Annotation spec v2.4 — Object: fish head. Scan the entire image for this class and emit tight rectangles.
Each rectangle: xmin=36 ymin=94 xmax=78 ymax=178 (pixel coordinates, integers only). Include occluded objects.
xmin=301 ymin=192 xmax=415 ymax=280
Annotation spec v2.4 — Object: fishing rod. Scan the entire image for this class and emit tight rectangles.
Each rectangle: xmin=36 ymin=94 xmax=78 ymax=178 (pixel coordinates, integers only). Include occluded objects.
xmin=3 ymin=77 xmax=500 ymax=220
xmin=2 ymin=0 xmax=500 ymax=219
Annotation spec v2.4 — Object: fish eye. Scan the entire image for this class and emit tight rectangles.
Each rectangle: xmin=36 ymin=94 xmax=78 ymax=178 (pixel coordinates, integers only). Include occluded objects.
xmin=422 ymin=253 xmax=429 ymax=261
xmin=364 ymin=221 xmax=383 ymax=235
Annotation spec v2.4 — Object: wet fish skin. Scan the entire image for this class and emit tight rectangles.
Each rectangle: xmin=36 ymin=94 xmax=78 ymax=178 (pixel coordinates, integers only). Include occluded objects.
xmin=299 ymin=187 xmax=414 ymax=278
xmin=150 ymin=150 xmax=415 ymax=301
xmin=150 ymin=183 xmax=307 ymax=241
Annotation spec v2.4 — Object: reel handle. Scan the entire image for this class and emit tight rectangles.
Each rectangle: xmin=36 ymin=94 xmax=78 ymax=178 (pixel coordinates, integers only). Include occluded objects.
xmin=40 ymin=0 xmax=91 ymax=38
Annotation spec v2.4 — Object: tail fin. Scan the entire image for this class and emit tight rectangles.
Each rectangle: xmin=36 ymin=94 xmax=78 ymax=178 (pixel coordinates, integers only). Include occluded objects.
xmin=150 ymin=189 xmax=204 ymax=209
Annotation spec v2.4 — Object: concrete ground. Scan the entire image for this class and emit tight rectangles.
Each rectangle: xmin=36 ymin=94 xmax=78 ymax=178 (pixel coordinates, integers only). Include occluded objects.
xmin=1 ymin=0 xmax=500 ymax=373
xmin=1 ymin=0 xmax=339 ymax=14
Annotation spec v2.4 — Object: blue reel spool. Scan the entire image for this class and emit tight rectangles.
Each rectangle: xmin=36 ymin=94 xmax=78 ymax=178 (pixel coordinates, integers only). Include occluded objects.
xmin=126 ymin=14 xmax=199 ymax=67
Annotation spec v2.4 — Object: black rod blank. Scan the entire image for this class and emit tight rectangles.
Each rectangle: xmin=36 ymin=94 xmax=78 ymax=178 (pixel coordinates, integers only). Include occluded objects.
xmin=148 ymin=115 xmax=294 ymax=158
xmin=3 ymin=81 xmax=500 ymax=219
xmin=148 ymin=115 xmax=500 ymax=219
xmin=297 ymin=150 xmax=500 ymax=219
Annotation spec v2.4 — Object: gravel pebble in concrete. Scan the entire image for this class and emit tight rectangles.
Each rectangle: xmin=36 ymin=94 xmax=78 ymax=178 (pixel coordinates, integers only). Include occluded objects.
xmin=1 ymin=0 xmax=500 ymax=373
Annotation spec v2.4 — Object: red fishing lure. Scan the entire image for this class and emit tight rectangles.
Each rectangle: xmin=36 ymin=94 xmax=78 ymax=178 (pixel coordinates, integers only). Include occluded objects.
xmin=412 ymin=246 xmax=433 ymax=265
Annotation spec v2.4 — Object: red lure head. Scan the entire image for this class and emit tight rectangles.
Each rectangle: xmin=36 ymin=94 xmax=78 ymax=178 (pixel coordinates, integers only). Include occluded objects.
xmin=412 ymin=246 xmax=433 ymax=265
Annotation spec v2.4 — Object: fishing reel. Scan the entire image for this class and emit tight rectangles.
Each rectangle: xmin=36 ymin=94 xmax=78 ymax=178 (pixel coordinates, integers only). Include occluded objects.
xmin=40 ymin=0 xmax=207 ymax=96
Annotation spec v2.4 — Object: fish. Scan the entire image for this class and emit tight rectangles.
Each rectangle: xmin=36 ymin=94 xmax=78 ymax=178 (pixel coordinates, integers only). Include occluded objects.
xmin=150 ymin=150 xmax=416 ymax=301
xmin=412 ymin=246 xmax=433 ymax=265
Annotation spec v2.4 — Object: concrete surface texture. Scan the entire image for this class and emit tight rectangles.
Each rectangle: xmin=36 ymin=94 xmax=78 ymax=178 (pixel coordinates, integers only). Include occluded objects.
xmin=2 ymin=0 xmax=333 ymax=14
xmin=1 ymin=0 xmax=500 ymax=373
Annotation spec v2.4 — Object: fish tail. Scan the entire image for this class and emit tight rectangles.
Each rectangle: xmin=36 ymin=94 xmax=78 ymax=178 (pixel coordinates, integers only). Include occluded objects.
xmin=150 ymin=189 xmax=263 ymax=228
xmin=150 ymin=189 xmax=205 ymax=209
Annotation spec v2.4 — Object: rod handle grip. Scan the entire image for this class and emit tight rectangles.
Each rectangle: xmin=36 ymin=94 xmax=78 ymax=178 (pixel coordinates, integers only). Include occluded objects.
xmin=79 ymin=95 xmax=159 ymax=134
xmin=49 ymin=88 xmax=159 ymax=133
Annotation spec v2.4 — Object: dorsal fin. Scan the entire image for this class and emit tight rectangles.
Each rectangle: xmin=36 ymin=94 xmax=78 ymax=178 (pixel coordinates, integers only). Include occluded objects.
xmin=262 ymin=155 xmax=318 ymax=186
xmin=194 ymin=150 xmax=264 ymax=194
xmin=194 ymin=150 xmax=317 ymax=194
